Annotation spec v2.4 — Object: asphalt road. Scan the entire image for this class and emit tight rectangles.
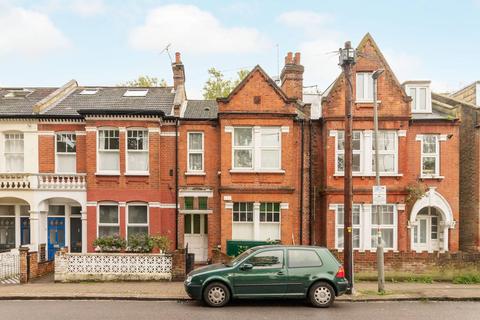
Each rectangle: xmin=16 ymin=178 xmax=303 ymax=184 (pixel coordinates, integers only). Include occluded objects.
xmin=1 ymin=300 xmax=479 ymax=320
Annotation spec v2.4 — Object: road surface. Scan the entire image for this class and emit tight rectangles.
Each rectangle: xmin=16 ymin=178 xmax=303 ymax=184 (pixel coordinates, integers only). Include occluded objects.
xmin=1 ymin=300 xmax=479 ymax=319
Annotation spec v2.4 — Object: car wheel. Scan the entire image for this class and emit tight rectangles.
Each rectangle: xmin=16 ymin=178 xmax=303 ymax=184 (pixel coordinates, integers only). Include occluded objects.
xmin=308 ymin=281 xmax=335 ymax=308
xmin=203 ymin=282 xmax=230 ymax=307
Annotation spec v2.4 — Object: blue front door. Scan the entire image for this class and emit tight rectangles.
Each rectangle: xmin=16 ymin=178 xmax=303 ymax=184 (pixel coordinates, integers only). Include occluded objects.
xmin=48 ymin=217 xmax=65 ymax=260
xmin=20 ymin=217 xmax=30 ymax=245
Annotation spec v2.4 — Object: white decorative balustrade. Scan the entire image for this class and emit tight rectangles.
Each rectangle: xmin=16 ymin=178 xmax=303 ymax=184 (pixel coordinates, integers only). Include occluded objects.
xmin=0 ymin=173 xmax=86 ymax=191
xmin=0 ymin=250 xmax=20 ymax=282
xmin=36 ymin=173 xmax=87 ymax=190
xmin=55 ymin=252 xmax=173 ymax=282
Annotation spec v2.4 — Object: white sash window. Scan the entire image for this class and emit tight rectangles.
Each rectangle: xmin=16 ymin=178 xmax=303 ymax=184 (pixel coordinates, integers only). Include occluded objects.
xmin=4 ymin=133 xmax=24 ymax=172
xmin=127 ymin=129 xmax=148 ymax=173
xmin=56 ymin=133 xmax=76 ymax=173
xmin=97 ymin=129 xmax=119 ymax=173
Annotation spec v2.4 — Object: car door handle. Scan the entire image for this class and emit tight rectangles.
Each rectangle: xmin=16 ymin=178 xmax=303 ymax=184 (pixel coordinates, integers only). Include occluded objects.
xmin=277 ymin=271 xmax=285 ymax=276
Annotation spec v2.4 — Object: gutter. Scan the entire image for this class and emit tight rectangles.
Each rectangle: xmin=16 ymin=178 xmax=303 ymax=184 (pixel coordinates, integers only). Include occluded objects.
xmin=175 ymin=118 xmax=179 ymax=249
xmin=308 ymin=120 xmax=313 ymax=245
xmin=299 ymin=120 xmax=304 ymax=244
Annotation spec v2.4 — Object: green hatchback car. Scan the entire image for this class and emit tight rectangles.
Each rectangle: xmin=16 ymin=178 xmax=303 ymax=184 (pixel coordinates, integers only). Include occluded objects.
xmin=184 ymin=245 xmax=349 ymax=308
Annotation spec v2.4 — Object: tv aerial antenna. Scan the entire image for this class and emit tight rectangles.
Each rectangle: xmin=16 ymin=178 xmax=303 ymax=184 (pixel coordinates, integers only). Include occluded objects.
xmin=159 ymin=43 xmax=173 ymax=63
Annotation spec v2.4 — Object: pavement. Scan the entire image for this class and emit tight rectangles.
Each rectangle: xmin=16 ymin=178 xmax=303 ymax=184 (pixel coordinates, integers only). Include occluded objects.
xmin=1 ymin=276 xmax=480 ymax=301
xmin=1 ymin=300 xmax=480 ymax=320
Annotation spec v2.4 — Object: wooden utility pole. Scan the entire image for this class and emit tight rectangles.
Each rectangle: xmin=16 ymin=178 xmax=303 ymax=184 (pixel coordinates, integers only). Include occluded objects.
xmin=339 ymin=41 xmax=356 ymax=294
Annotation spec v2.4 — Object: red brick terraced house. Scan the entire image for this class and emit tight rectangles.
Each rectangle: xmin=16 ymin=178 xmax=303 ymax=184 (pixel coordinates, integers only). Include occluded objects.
xmin=313 ymin=34 xmax=460 ymax=254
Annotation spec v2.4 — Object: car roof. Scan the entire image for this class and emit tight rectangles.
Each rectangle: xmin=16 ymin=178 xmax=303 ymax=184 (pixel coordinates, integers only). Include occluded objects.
xmin=251 ymin=245 xmax=327 ymax=250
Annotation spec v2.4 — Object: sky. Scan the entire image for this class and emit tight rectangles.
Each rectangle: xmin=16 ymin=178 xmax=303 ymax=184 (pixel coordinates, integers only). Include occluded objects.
xmin=0 ymin=0 xmax=479 ymax=99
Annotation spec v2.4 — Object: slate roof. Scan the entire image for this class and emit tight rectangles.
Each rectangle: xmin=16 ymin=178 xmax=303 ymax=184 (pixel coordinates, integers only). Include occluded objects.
xmin=44 ymin=86 xmax=175 ymax=116
xmin=0 ymin=88 xmax=57 ymax=116
xmin=183 ymin=100 xmax=217 ymax=119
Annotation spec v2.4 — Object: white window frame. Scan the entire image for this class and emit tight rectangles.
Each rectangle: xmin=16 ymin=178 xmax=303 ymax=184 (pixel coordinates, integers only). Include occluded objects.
xmin=420 ymin=134 xmax=440 ymax=178
xmin=335 ymin=131 xmax=363 ymax=174
xmin=371 ymin=205 xmax=397 ymax=250
xmin=126 ymin=128 xmax=149 ymax=175
xmin=406 ymin=85 xmax=432 ymax=113
xmin=97 ymin=203 xmax=119 ymax=237
xmin=97 ymin=128 xmax=120 ymax=175
xmin=335 ymin=204 xmax=362 ymax=250
xmin=259 ymin=202 xmax=281 ymax=241
xmin=232 ymin=126 xmax=282 ymax=172
xmin=232 ymin=202 xmax=283 ymax=241
xmin=334 ymin=203 xmax=398 ymax=251
xmin=55 ymin=132 xmax=76 ymax=174
xmin=372 ymin=131 xmax=398 ymax=174
xmin=187 ymin=132 xmax=204 ymax=173
xmin=126 ymin=203 xmax=149 ymax=239
xmin=356 ymin=72 xmax=374 ymax=102
xmin=4 ymin=132 xmax=24 ymax=173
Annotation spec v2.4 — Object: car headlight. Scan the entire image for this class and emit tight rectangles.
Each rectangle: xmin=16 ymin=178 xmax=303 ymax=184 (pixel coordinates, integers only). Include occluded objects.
xmin=186 ymin=276 xmax=192 ymax=283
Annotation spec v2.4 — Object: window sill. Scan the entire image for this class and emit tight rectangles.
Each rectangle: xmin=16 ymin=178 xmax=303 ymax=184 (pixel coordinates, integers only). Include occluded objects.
xmin=229 ymin=169 xmax=285 ymax=174
xmin=179 ymin=209 xmax=213 ymax=214
xmin=185 ymin=171 xmax=206 ymax=176
xmin=334 ymin=173 xmax=403 ymax=177
xmin=355 ymin=100 xmax=381 ymax=105
xmin=125 ymin=172 xmax=149 ymax=176
xmin=95 ymin=172 xmax=120 ymax=176
xmin=420 ymin=175 xmax=444 ymax=180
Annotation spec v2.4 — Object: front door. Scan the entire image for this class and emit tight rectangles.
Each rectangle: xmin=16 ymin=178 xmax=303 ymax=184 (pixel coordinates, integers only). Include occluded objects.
xmin=47 ymin=217 xmax=65 ymax=260
xmin=184 ymin=214 xmax=208 ymax=262
xmin=20 ymin=217 xmax=30 ymax=245
xmin=233 ymin=249 xmax=287 ymax=297
xmin=70 ymin=218 xmax=82 ymax=253
xmin=413 ymin=216 xmax=439 ymax=252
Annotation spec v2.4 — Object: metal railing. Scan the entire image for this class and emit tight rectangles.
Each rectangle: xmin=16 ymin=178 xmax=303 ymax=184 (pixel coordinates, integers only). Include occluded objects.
xmin=0 ymin=249 xmax=20 ymax=281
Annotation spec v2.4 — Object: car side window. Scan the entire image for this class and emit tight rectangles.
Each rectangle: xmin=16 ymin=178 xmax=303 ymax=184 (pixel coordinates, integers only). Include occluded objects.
xmin=288 ymin=249 xmax=323 ymax=268
xmin=247 ymin=250 xmax=284 ymax=269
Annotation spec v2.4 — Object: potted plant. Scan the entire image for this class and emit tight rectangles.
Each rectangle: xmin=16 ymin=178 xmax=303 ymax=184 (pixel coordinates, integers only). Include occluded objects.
xmin=151 ymin=235 xmax=170 ymax=253
xmin=93 ymin=235 xmax=126 ymax=252
xmin=126 ymin=233 xmax=154 ymax=253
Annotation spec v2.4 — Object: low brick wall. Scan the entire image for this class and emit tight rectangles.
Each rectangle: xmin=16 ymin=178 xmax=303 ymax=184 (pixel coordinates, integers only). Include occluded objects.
xmin=332 ymin=250 xmax=480 ymax=273
xmin=19 ymin=246 xmax=54 ymax=284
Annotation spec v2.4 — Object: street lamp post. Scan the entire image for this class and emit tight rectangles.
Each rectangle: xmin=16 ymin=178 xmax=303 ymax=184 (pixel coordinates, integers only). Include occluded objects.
xmin=372 ymin=69 xmax=385 ymax=293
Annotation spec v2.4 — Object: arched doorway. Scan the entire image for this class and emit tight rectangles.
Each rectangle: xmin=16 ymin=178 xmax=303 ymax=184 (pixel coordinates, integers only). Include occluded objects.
xmin=409 ymin=188 xmax=455 ymax=252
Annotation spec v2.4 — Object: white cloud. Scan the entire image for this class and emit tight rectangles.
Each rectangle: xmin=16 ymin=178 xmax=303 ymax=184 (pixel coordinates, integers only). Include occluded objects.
xmin=0 ymin=4 xmax=70 ymax=58
xmin=277 ymin=10 xmax=343 ymax=90
xmin=70 ymin=0 xmax=106 ymax=17
xmin=129 ymin=4 xmax=270 ymax=54
xmin=383 ymin=49 xmax=423 ymax=83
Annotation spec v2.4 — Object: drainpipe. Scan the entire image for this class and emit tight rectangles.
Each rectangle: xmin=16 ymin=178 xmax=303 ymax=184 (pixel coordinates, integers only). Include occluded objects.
xmin=175 ymin=118 xmax=179 ymax=249
xmin=300 ymin=120 xmax=305 ymax=245
xmin=308 ymin=120 xmax=313 ymax=245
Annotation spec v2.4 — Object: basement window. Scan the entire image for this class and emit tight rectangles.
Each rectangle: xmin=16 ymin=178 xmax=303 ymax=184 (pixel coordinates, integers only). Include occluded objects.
xmin=123 ymin=89 xmax=148 ymax=97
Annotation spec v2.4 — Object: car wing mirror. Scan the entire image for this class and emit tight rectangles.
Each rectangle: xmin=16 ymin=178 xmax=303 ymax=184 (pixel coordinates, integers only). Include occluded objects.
xmin=241 ymin=263 xmax=253 ymax=271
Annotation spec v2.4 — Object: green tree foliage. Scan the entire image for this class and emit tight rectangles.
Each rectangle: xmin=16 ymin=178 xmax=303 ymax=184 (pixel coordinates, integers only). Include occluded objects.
xmin=121 ymin=75 xmax=167 ymax=87
xmin=202 ymin=68 xmax=249 ymax=99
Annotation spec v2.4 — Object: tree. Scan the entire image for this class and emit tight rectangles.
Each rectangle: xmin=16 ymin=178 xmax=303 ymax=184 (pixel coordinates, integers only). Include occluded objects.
xmin=202 ymin=68 xmax=249 ymax=99
xmin=120 ymin=75 xmax=167 ymax=87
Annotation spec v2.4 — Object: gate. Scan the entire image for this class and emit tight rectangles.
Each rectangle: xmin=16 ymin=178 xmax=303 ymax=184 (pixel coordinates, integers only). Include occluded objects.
xmin=0 ymin=249 xmax=20 ymax=284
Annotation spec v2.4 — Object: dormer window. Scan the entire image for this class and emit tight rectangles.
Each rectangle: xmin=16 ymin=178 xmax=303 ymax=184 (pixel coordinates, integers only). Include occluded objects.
xmin=404 ymin=81 xmax=432 ymax=113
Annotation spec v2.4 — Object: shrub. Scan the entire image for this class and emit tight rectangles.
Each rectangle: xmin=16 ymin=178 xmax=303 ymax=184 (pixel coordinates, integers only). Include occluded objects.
xmin=93 ymin=235 xmax=126 ymax=252
xmin=151 ymin=235 xmax=170 ymax=253
xmin=127 ymin=233 xmax=154 ymax=253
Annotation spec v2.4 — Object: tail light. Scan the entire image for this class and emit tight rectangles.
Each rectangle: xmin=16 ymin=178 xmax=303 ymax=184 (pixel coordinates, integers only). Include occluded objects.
xmin=335 ymin=265 xmax=345 ymax=278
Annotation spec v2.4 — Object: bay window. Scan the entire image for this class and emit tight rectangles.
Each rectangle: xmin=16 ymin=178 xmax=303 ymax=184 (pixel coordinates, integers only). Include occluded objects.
xmin=232 ymin=202 xmax=282 ymax=241
xmin=421 ymin=135 xmax=439 ymax=177
xmin=334 ymin=204 xmax=397 ymax=251
xmin=98 ymin=204 xmax=119 ymax=237
xmin=187 ymin=132 xmax=204 ymax=172
xmin=127 ymin=204 xmax=149 ymax=237
xmin=127 ymin=129 xmax=148 ymax=173
xmin=232 ymin=127 xmax=281 ymax=171
xmin=4 ymin=133 xmax=24 ymax=172
xmin=356 ymin=72 xmax=374 ymax=102
xmin=56 ymin=133 xmax=76 ymax=173
xmin=98 ymin=129 xmax=119 ymax=173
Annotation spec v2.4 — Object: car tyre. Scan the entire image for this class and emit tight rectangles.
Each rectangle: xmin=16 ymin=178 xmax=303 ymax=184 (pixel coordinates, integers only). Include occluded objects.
xmin=308 ymin=281 xmax=335 ymax=308
xmin=203 ymin=282 xmax=230 ymax=307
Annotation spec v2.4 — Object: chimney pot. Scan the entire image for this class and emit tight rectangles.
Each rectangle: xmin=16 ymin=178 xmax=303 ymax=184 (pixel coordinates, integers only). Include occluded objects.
xmin=175 ymin=52 xmax=181 ymax=64
xmin=287 ymin=52 xmax=293 ymax=64
xmin=294 ymin=52 xmax=301 ymax=64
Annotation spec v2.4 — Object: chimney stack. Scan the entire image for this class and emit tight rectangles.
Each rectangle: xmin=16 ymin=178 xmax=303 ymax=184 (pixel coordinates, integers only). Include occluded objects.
xmin=172 ymin=52 xmax=185 ymax=90
xmin=280 ymin=52 xmax=304 ymax=101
